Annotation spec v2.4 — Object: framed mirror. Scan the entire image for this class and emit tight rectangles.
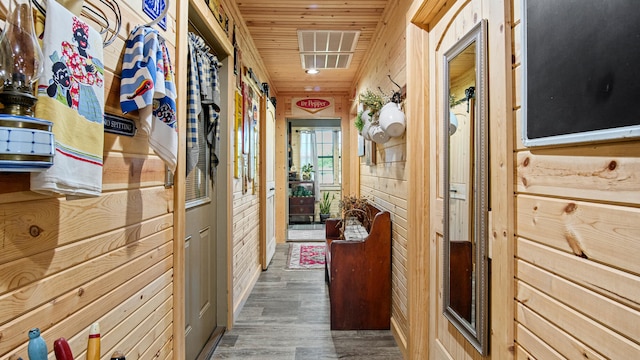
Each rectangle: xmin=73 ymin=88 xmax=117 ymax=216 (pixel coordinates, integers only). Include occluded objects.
xmin=443 ymin=19 xmax=489 ymax=355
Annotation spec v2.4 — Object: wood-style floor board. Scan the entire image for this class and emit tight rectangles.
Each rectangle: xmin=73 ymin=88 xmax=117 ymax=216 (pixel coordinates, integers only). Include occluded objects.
xmin=209 ymin=244 xmax=403 ymax=359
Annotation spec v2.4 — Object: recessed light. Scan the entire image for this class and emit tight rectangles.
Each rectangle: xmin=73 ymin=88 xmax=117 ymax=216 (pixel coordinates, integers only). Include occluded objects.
xmin=305 ymin=69 xmax=319 ymax=75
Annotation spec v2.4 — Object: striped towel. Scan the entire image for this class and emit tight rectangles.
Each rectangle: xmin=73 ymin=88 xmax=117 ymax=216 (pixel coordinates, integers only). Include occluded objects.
xmin=120 ymin=26 xmax=178 ymax=172
xmin=31 ymin=0 xmax=105 ymax=197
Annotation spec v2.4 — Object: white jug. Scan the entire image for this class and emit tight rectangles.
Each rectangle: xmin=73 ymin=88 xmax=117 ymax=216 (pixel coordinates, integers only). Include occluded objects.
xmin=379 ymin=102 xmax=406 ymax=137
xmin=369 ymin=124 xmax=390 ymax=144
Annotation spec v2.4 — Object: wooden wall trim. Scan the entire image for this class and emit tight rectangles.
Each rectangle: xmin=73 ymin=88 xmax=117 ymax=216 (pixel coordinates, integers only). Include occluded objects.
xmin=173 ymin=0 xmax=189 ymax=356
xmin=411 ymin=0 xmax=454 ymax=31
xmin=484 ymin=0 xmax=515 ymax=358
xmin=406 ymin=19 xmax=430 ymax=360
xmin=274 ymin=99 xmax=287 ymax=244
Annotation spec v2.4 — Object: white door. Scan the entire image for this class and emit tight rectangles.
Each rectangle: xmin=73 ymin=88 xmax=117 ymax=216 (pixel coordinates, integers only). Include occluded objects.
xmin=262 ymin=100 xmax=276 ymax=269
xmin=185 ymin=114 xmax=217 ymax=360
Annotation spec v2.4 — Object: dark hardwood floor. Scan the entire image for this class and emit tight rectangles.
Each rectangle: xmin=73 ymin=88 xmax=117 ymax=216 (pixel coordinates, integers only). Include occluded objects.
xmin=208 ymin=243 xmax=403 ymax=360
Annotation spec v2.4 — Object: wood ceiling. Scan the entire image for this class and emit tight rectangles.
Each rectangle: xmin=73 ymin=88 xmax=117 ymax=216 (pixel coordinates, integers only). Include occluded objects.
xmin=236 ymin=0 xmax=391 ymax=95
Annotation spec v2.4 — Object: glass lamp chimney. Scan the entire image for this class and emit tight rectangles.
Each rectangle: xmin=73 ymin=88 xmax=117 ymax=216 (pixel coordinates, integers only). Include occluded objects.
xmin=0 ymin=0 xmax=44 ymax=115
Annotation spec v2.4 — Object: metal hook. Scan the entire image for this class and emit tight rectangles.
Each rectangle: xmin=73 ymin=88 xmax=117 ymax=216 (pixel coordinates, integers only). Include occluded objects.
xmin=30 ymin=0 xmax=122 ymax=48
xmin=145 ymin=0 xmax=170 ymax=27
xmin=387 ymin=75 xmax=403 ymax=103
xmin=388 ymin=74 xmax=402 ymax=90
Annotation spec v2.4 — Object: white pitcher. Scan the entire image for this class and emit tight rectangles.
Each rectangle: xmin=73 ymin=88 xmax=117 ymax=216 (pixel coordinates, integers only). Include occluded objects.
xmin=379 ymin=102 xmax=406 ymax=137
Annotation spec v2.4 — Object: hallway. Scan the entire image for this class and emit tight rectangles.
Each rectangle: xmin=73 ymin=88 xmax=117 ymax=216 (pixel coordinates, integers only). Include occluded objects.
xmin=209 ymin=244 xmax=403 ymax=359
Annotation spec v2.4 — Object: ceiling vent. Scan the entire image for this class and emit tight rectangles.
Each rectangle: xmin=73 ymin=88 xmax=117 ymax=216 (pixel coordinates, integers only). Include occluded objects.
xmin=297 ymin=30 xmax=360 ymax=70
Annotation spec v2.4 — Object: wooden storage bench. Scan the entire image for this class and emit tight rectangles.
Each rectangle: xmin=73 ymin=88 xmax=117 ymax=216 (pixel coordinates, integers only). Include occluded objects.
xmin=324 ymin=203 xmax=392 ymax=330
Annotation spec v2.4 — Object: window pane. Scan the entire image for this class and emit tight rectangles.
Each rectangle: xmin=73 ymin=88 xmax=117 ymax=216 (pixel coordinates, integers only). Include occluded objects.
xmin=320 ymin=143 xmax=332 ymax=155
xmin=186 ymin=114 xmax=209 ymax=204
xmin=319 ymin=131 xmax=332 ymax=142
xmin=316 ymin=130 xmax=334 ymax=185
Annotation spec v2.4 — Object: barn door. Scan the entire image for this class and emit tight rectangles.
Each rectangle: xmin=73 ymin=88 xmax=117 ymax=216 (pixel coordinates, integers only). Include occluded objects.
xmin=261 ymin=99 xmax=277 ymax=269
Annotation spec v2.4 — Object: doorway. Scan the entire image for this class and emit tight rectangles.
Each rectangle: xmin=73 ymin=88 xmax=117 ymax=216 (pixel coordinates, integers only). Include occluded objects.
xmin=184 ymin=108 xmax=218 ymax=360
xmin=287 ymin=119 xmax=342 ymax=241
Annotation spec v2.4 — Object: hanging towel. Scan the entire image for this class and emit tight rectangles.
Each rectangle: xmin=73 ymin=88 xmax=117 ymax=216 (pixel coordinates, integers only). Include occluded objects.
xmin=186 ymin=33 xmax=203 ymax=174
xmin=186 ymin=32 xmax=221 ymax=175
xmin=31 ymin=0 xmax=105 ymax=197
xmin=120 ymin=26 xmax=178 ymax=172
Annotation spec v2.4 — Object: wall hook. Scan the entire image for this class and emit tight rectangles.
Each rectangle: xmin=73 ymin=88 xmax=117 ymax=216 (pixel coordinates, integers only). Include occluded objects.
xmin=387 ymin=75 xmax=403 ymax=103
xmin=388 ymin=75 xmax=402 ymax=90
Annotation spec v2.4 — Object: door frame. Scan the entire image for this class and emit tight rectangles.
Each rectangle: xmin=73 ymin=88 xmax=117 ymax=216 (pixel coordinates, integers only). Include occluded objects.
xmin=285 ymin=118 xmax=343 ymax=235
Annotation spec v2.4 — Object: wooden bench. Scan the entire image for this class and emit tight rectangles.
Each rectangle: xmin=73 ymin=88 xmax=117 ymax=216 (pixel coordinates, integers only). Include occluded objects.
xmin=324 ymin=203 xmax=392 ymax=330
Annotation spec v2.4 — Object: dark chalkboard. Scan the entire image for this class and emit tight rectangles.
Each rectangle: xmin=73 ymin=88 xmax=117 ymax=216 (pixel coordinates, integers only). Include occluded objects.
xmin=522 ymin=0 xmax=640 ymax=146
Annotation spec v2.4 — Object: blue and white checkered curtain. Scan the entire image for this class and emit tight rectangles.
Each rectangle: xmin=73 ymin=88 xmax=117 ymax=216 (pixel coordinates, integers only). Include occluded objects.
xmin=186 ymin=32 xmax=221 ymax=178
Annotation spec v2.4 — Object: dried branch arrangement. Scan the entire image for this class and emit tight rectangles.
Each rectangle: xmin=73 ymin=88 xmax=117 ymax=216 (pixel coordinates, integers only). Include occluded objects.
xmin=338 ymin=194 xmax=373 ymax=237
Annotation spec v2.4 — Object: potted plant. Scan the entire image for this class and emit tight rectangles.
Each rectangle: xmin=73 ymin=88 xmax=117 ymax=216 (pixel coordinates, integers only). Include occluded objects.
xmin=355 ymin=110 xmax=365 ymax=134
xmin=337 ymin=194 xmax=372 ymax=237
xmin=301 ymin=163 xmax=314 ymax=180
xmin=319 ymin=191 xmax=334 ymax=222
xmin=358 ymin=89 xmax=392 ymax=144
xmin=359 ymin=89 xmax=387 ymax=117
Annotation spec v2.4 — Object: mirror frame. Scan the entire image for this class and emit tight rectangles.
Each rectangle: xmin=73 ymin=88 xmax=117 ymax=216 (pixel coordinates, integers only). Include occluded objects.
xmin=443 ymin=19 xmax=489 ymax=355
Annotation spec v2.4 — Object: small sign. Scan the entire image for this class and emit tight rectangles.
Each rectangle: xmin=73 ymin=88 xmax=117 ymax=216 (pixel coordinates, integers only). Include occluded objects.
xmin=143 ymin=0 xmax=167 ymax=31
xmin=295 ymin=98 xmax=331 ymax=114
xmin=104 ymin=114 xmax=137 ymax=137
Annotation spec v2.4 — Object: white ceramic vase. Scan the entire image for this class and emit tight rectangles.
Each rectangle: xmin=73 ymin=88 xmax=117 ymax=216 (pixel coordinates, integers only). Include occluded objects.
xmin=369 ymin=124 xmax=390 ymax=144
xmin=379 ymin=102 xmax=406 ymax=137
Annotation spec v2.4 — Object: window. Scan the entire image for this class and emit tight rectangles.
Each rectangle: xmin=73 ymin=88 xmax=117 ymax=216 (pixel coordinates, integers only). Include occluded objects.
xmin=185 ymin=114 xmax=210 ymax=206
xmin=315 ymin=129 xmax=341 ymax=185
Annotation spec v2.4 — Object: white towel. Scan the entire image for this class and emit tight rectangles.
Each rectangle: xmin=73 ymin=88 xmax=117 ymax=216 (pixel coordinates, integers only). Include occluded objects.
xmin=31 ymin=0 xmax=105 ymax=197
xmin=120 ymin=26 xmax=178 ymax=172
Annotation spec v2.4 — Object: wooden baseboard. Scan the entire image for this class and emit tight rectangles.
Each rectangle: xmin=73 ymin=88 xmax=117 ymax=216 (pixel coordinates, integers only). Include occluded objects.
xmin=391 ymin=316 xmax=409 ymax=359
xmin=232 ymin=265 xmax=262 ymax=323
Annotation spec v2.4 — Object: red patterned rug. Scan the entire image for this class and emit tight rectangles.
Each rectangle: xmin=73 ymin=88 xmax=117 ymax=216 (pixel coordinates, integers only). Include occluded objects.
xmin=286 ymin=242 xmax=326 ymax=270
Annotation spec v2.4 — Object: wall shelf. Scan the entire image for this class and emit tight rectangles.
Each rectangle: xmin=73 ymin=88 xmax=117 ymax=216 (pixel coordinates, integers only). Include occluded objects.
xmin=188 ymin=0 xmax=234 ymax=57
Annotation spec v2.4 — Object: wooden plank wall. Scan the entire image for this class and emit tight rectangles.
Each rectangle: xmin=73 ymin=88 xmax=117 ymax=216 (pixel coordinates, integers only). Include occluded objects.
xmin=352 ymin=0 xmax=415 ymax=353
xmin=219 ymin=0 xmax=272 ymax=319
xmin=511 ymin=1 xmax=640 ymax=359
xmin=0 ymin=0 xmax=178 ymax=358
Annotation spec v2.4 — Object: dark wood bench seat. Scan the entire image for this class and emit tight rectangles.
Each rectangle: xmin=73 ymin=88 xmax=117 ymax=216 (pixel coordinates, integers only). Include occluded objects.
xmin=324 ymin=203 xmax=392 ymax=330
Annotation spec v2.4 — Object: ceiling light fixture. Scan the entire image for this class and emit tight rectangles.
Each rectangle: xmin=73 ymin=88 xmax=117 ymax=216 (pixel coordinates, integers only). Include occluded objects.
xmin=305 ymin=69 xmax=319 ymax=75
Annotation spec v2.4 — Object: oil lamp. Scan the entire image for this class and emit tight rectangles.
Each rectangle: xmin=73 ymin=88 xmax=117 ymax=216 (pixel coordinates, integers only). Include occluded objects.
xmin=0 ymin=0 xmax=53 ymax=172
xmin=0 ymin=0 xmax=44 ymax=116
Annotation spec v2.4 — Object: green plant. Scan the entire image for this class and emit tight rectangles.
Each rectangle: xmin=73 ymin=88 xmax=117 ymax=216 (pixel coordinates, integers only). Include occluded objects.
xmin=359 ymin=89 xmax=387 ymax=116
xmin=355 ymin=111 xmax=365 ymax=132
xmin=291 ymin=185 xmax=313 ymax=197
xmin=449 ymin=93 xmax=465 ymax=108
xmin=301 ymin=163 xmax=313 ymax=175
xmin=319 ymin=192 xmax=334 ymax=214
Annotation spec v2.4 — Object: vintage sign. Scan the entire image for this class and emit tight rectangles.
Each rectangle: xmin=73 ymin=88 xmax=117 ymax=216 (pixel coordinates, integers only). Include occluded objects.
xmin=295 ymin=98 xmax=331 ymax=114
xmin=104 ymin=114 xmax=137 ymax=137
